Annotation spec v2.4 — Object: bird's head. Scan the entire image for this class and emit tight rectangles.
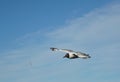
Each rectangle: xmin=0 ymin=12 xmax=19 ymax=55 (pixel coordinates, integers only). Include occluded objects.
xmin=63 ymin=53 xmax=69 ymax=58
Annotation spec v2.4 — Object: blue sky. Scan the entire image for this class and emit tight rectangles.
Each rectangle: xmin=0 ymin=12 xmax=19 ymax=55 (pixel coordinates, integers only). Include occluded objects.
xmin=0 ymin=0 xmax=120 ymax=82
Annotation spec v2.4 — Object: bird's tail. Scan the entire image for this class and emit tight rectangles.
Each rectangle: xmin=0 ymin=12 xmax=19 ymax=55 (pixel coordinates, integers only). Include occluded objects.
xmin=86 ymin=54 xmax=91 ymax=58
xmin=50 ymin=47 xmax=59 ymax=51
xmin=88 ymin=55 xmax=91 ymax=58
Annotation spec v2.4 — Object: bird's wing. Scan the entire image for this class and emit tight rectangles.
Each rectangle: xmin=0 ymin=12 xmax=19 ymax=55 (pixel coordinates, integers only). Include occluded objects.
xmin=60 ymin=49 xmax=75 ymax=53
xmin=76 ymin=52 xmax=89 ymax=58
xmin=50 ymin=47 xmax=75 ymax=53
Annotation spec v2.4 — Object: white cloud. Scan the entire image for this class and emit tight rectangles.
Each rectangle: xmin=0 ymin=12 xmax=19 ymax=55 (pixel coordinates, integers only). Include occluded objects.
xmin=48 ymin=3 xmax=120 ymax=44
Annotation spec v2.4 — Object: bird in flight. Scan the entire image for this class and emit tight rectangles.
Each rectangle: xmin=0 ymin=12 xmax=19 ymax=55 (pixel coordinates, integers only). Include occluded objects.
xmin=50 ymin=47 xmax=91 ymax=59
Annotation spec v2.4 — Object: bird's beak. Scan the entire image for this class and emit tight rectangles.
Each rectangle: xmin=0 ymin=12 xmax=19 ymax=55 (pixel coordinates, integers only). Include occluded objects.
xmin=63 ymin=56 xmax=66 ymax=58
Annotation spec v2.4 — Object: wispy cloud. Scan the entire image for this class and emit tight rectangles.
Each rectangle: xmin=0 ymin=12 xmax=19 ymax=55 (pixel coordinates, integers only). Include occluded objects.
xmin=48 ymin=3 xmax=120 ymax=45
xmin=0 ymin=2 xmax=120 ymax=82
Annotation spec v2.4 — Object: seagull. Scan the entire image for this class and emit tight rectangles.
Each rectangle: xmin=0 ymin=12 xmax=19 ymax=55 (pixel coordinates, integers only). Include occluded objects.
xmin=50 ymin=47 xmax=91 ymax=59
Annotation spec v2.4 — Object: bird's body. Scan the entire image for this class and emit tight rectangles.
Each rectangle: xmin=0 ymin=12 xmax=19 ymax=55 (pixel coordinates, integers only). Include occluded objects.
xmin=50 ymin=47 xmax=91 ymax=59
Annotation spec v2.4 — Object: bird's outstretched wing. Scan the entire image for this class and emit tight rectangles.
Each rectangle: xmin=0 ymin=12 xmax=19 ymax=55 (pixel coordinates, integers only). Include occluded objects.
xmin=50 ymin=47 xmax=59 ymax=51
xmin=76 ymin=52 xmax=91 ymax=58
xmin=50 ymin=47 xmax=75 ymax=53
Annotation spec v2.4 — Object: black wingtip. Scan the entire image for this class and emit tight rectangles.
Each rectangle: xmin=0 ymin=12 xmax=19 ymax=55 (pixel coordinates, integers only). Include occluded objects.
xmin=50 ymin=47 xmax=54 ymax=51
xmin=50 ymin=47 xmax=57 ymax=51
